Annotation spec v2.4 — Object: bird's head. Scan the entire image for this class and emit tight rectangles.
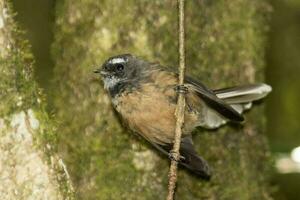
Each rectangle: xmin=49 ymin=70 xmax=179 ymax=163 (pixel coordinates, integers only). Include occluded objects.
xmin=94 ymin=54 xmax=150 ymax=90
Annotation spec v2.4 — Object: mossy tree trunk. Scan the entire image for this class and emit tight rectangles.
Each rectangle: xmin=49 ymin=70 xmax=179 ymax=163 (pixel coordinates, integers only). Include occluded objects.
xmin=0 ymin=1 xmax=73 ymax=199
xmin=52 ymin=0 xmax=273 ymax=199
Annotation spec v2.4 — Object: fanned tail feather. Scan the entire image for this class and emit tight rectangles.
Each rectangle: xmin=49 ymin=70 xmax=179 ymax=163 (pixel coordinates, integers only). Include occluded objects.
xmin=200 ymin=83 xmax=272 ymax=129
xmin=214 ymin=83 xmax=272 ymax=104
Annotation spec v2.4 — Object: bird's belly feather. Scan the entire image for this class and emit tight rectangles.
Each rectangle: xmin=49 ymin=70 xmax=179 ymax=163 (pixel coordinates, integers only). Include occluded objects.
xmin=113 ymin=83 xmax=199 ymax=144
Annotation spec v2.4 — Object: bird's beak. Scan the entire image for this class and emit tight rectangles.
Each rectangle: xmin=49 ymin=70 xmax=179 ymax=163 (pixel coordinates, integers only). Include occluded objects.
xmin=93 ymin=69 xmax=101 ymax=74
xmin=94 ymin=69 xmax=109 ymax=77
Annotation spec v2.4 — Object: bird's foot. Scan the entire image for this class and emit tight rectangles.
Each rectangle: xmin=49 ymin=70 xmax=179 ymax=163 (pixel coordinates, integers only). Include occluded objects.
xmin=168 ymin=150 xmax=185 ymax=162
xmin=175 ymin=84 xmax=188 ymax=94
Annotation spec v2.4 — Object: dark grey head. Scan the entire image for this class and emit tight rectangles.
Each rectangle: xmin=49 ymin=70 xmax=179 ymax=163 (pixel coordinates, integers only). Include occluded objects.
xmin=94 ymin=54 xmax=149 ymax=92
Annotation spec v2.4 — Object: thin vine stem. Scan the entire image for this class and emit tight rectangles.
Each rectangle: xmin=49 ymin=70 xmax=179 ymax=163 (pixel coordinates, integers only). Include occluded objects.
xmin=166 ymin=0 xmax=186 ymax=199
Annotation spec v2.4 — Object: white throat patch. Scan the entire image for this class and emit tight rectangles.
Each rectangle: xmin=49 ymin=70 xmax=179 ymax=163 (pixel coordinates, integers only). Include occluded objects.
xmin=103 ymin=76 xmax=122 ymax=90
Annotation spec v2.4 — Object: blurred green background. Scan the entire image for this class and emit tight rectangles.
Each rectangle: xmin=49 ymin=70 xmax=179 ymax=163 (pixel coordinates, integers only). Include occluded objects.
xmin=11 ymin=0 xmax=300 ymax=199
xmin=265 ymin=0 xmax=300 ymax=199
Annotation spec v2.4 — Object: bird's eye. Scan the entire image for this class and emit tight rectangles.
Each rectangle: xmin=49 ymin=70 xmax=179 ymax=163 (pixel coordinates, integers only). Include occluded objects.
xmin=116 ymin=64 xmax=124 ymax=71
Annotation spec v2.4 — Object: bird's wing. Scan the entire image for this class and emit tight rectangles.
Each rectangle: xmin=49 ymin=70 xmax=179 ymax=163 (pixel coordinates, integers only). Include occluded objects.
xmin=185 ymin=77 xmax=244 ymax=122
xmin=147 ymin=136 xmax=211 ymax=180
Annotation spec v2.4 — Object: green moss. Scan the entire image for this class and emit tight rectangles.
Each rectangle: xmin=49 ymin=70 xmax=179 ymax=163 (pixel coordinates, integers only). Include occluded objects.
xmin=52 ymin=0 xmax=273 ymax=199
xmin=0 ymin=1 xmax=74 ymax=199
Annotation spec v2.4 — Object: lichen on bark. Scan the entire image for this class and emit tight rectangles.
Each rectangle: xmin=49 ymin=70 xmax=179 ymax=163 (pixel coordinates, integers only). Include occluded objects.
xmin=0 ymin=1 xmax=74 ymax=199
xmin=52 ymin=0 xmax=273 ymax=199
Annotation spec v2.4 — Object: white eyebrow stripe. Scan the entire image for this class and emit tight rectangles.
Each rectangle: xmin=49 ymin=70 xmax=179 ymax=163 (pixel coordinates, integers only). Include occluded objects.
xmin=109 ymin=57 xmax=127 ymax=64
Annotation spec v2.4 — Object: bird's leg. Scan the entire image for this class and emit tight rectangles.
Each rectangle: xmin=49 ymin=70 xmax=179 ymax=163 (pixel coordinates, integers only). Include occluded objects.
xmin=175 ymin=84 xmax=188 ymax=94
xmin=168 ymin=150 xmax=185 ymax=162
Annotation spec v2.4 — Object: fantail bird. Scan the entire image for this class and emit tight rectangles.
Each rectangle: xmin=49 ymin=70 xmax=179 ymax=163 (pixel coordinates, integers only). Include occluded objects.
xmin=94 ymin=54 xmax=272 ymax=180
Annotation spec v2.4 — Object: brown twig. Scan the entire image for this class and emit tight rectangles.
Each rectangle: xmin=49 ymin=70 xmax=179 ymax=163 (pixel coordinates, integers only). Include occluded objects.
xmin=166 ymin=0 xmax=186 ymax=199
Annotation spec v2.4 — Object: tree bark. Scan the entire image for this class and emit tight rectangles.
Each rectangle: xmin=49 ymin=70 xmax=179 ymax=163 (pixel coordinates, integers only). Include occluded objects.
xmin=52 ymin=0 xmax=273 ymax=199
xmin=0 ymin=1 xmax=73 ymax=199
